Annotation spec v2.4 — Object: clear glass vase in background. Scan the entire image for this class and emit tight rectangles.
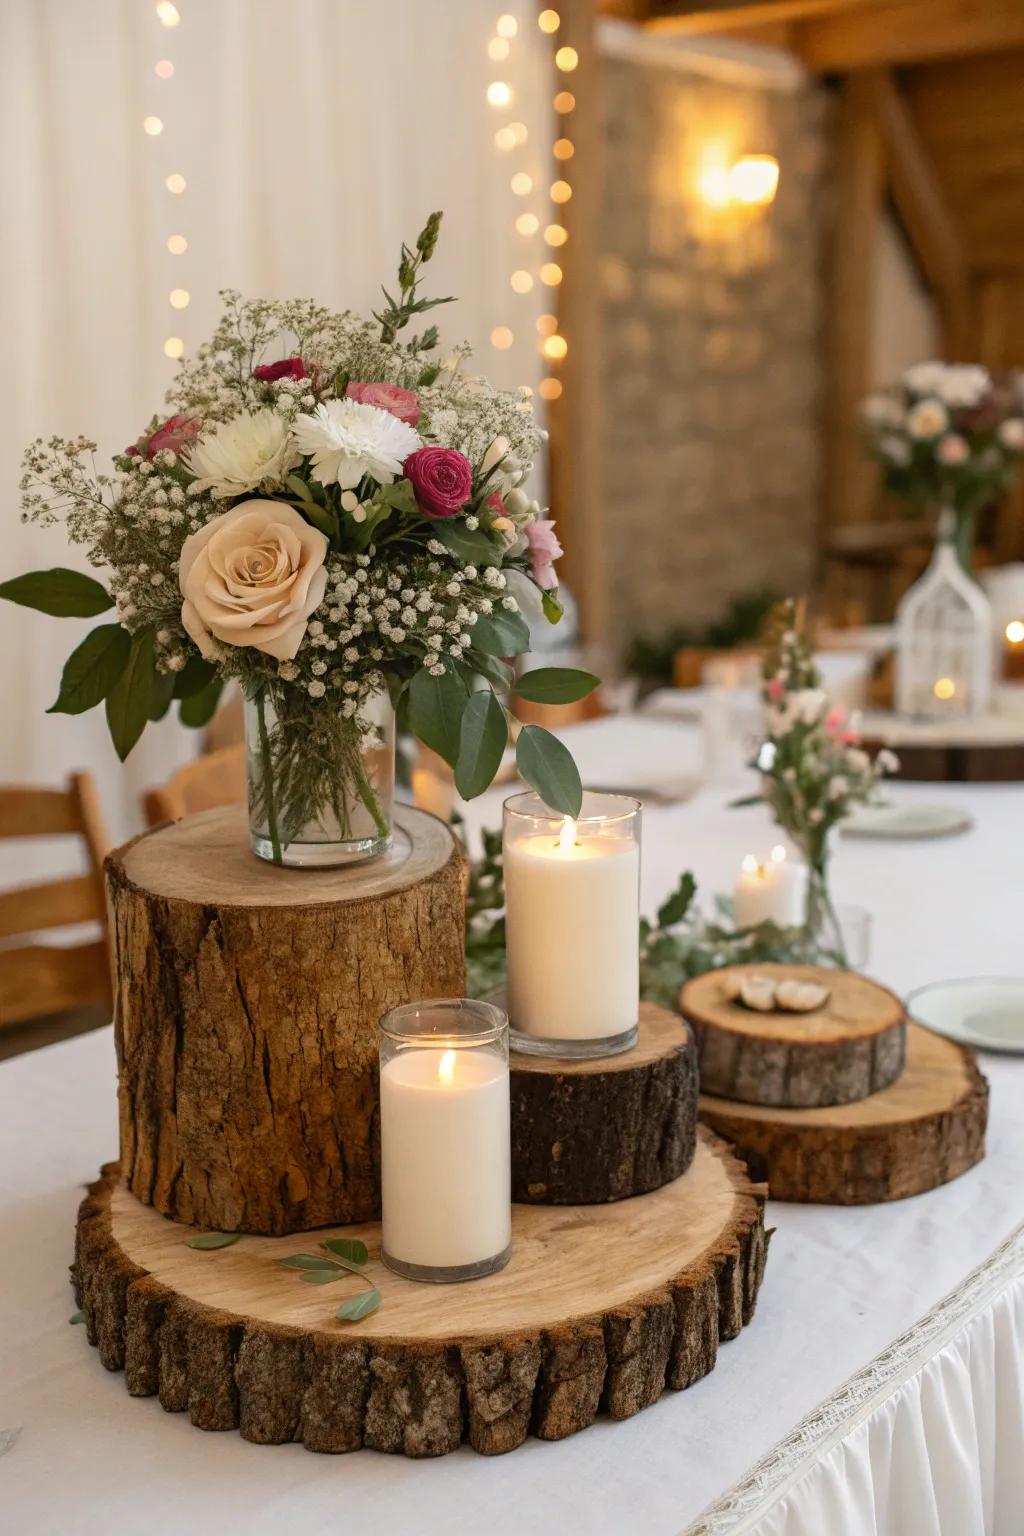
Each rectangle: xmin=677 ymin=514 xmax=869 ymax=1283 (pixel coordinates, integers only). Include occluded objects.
xmin=244 ymin=686 xmax=395 ymax=868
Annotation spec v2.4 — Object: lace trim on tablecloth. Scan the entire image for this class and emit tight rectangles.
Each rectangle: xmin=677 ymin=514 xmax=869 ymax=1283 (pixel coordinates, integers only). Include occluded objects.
xmin=681 ymin=1219 xmax=1024 ymax=1536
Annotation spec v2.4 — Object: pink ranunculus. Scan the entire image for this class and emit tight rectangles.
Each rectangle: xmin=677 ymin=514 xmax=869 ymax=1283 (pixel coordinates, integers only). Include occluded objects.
xmin=525 ymin=519 xmax=563 ymax=590
xmin=133 ymin=414 xmax=202 ymax=460
xmin=253 ymin=357 xmax=307 ymax=382
xmin=767 ymin=677 xmax=785 ymax=702
xmin=404 ymin=445 xmax=473 ymax=518
xmin=345 ymin=380 xmax=420 ymax=427
xmin=825 ymin=707 xmax=846 ymax=735
xmin=485 ymin=490 xmax=506 ymax=517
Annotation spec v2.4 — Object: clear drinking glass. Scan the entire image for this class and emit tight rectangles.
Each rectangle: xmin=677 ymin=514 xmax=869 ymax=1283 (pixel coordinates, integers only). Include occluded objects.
xmin=378 ymin=999 xmax=511 ymax=1284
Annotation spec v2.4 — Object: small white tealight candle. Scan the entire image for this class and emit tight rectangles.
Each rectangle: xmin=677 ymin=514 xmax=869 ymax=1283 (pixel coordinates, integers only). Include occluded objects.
xmin=733 ymin=845 xmax=808 ymax=929
xmin=379 ymin=999 xmax=511 ymax=1283
xmin=503 ymin=792 xmax=641 ymax=1057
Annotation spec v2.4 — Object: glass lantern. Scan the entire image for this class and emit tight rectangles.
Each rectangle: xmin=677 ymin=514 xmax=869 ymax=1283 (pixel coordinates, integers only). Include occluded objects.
xmin=895 ymin=510 xmax=993 ymax=719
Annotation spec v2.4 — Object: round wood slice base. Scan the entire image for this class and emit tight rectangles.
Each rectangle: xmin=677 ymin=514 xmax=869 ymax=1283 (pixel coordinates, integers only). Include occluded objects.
xmin=510 ymin=1003 xmax=698 ymax=1204
xmin=71 ymin=1128 xmax=768 ymax=1458
xmin=699 ymin=1024 xmax=988 ymax=1204
xmin=681 ymin=964 xmax=907 ymax=1108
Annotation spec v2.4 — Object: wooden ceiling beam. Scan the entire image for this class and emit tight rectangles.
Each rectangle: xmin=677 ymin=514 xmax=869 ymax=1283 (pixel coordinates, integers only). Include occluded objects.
xmin=644 ymin=0 xmax=882 ymax=38
xmin=796 ymin=0 xmax=1024 ymax=71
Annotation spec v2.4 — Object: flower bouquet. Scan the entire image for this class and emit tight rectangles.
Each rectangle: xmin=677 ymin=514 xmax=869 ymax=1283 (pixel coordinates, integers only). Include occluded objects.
xmin=4 ymin=214 xmax=596 ymax=867
xmin=861 ymin=361 xmax=1024 ymax=569
xmin=735 ymin=601 xmax=897 ymax=963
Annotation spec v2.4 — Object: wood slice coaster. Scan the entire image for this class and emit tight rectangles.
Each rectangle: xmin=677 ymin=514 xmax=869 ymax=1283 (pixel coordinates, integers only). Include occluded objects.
xmin=510 ymin=1003 xmax=698 ymax=1204
xmin=105 ymin=802 xmax=464 ymax=1236
xmin=72 ymin=1128 xmax=768 ymax=1458
xmin=680 ymin=964 xmax=906 ymax=1108
xmin=699 ymin=1024 xmax=988 ymax=1204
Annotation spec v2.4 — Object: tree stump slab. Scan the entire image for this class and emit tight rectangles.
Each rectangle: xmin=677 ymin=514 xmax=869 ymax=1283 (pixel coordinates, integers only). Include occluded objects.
xmin=699 ymin=1023 xmax=988 ymax=1204
xmin=106 ymin=803 xmax=465 ymax=1236
xmin=681 ymin=964 xmax=906 ymax=1108
xmin=71 ymin=1128 xmax=769 ymax=1457
xmin=510 ymin=1003 xmax=698 ymax=1203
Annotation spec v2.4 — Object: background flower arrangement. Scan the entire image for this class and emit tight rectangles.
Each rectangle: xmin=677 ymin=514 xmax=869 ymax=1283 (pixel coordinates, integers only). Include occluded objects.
xmin=3 ymin=214 xmax=595 ymax=862
xmin=861 ymin=361 xmax=1024 ymax=569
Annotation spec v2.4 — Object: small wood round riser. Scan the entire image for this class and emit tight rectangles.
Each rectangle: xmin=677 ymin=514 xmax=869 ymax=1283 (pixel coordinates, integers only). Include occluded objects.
xmin=71 ymin=1129 xmax=768 ymax=1458
xmin=510 ymin=1003 xmax=698 ymax=1204
xmin=105 ymin=803 xmax=464 ymax=1237
xmin=699 ymin=1024 xmax=987 ymax=1204
xmin=681 ymin=964 xmax=906 ymax=1109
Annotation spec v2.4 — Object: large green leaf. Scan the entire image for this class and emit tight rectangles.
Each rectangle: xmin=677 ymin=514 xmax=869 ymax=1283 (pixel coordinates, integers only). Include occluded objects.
xmin=172 ymin=654 xmax=217 ymax=699
xmin=105 ymin=630 xmax=156 ymax=761
xmin=431 ymin=520 xmax=504 ymax=567
xmin=515 ymin=725 xmax=583 ymax=818
xmin=147 ymin=665 xmax=176 ymax=722
xmin=0 ymin=568 xmax=113 ymax=617
xmin=514 ymin=667 xmax=600 ymax=706
xmin=47 ymin=624 xmax=131 ymax=716
xmin=472 ymin=608 xmax=531 ymax=659
xmin=180 ymin=678 xmax=224 ymax=729
xmin=407 ymin=665 xmax=468 ymax=768
xmin=455 ymin=689 xmax=508 ymax=800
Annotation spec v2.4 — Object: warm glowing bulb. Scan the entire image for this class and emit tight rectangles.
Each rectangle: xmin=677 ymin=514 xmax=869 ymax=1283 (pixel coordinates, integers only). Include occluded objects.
xmin=729 ymin=155 xmax=780 ymax=207
xmin=488 ymin=37 xmax=510 ymax=61
xmin=536 ymin=312 xmax=558 ymax=336
xmin=543 ymin=334 xmax=568 ymax=360
xmin=143 ymin=115 xmax=163 ymax=135
xmin=538 ymin=377 xmax=562 ymax=400
xmin=544 ymin=223 xmax=568 ymax=246
xmin=1006 ymin=620 xmax=1024 ymax=644
xmin=741 ymin=853 xmax=759 ymax=875
xmin=515 ymin=212 xmax=539 ymax=236
xmin=494 ymin=126 xmax=517 ymax=151
xmin=496 ymin=13 xmax=518 ymax=37
xmin=438 ymin=1048 xmax=456 ymax=1083
xmin=165 ymin=172 xmax=186 ymax=194
xmin=166 ymin=234 xmax=188 ymax=254
xmin=558 ymin=816 xmax=576 ymax=851
xmin=511 ymin=172 xmax=533 ymax=196
xmin=933 ymin=677 xmax=957 ymax=701
xmin=554 ymin=137 xmax=575 ymax=161
xmin=698 ymin=166 xmax=732 ymax=210
xmin=509 ymin=121 xmax=529 ymax=145
xmin=555 ymin=45 xmax=578 ymax=71
xmin=491 ymin=326 xmax=514 ymax=350
xmin=163 ymin=336 xmax=184 ymax=359
xmin=510 ymin=270 xmax=534 ymax=294
xmin=487 ymin=80 xmax=512 ymax=107
xmin=169 ymin=287 xmax=190 ymax=309
xmin=154 ymin=59 xmax=174 ymax=78
xmin=771 ymin=845 xmax=787 ymax=865
xmin=550 ymin=179 xmax=572 ymax=203
xmin=554 ymin=90 xmax=575 ymax=113
xmin=156 ymin=0 xmax=180 ymax=26
xmin=540 ymin=262 xmax=563 ymax=286
xmin=539 ymin=8 xmax=560 ymax=31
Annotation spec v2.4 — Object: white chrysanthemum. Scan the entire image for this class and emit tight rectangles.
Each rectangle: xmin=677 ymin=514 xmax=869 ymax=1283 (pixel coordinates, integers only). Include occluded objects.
xmin=186 ymin=408 xmax=299 ymax=499
xmin=906 ymin=399 xmax=948 ymax=440
xmin=292 ymin=399 xmax=421 ymax=490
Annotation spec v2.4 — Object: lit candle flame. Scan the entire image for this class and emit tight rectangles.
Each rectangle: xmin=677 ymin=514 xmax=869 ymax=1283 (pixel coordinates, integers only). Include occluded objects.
xmin=933 ymin=677 xmax=956 ymax=701
xmin=741 ymin=853 xmax=762 ymax=877
xmin=438 ymin=1049 xmax=456 ymax=1084
xmin=1006 ymin=620 xmax=1024 ymax=645
xmin=770 ymin=845 xmax=787 ymax=865
xmin=558 ymin=816 xmax=576 ymax=852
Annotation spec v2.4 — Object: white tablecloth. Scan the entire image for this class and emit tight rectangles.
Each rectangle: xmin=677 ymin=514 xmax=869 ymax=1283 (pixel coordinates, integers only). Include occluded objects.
xmin=2 ymin=716 xmax=1023 ymax=1536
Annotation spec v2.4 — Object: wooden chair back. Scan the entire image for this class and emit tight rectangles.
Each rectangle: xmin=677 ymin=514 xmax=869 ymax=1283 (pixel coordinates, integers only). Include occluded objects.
xmin=142 ymin=743 xmax=247 ymax=828
xmin=0 ymin=772 xmax=112 ymax=1028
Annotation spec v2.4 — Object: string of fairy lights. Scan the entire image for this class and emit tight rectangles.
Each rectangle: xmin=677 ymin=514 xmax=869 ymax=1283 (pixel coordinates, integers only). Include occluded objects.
xmin=486 ymin=9 xmax=576 ymax=402
xmin=145 ymin=1 xmax=190 ymax=362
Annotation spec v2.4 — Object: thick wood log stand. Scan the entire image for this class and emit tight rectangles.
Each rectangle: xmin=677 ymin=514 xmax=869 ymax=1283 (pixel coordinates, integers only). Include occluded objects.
xmin=681 ymin=964 xmax=906 ymax=1108
xmin=510 ymin=1003 xmax=698 ymax=1203
xmin=105 ymin=803 xmax=464 ymax=1236
xmin=699 ymin=1024 xmax=988 ymax=1204
xmin=71 ymin=1127 xmax=769 ymax=1457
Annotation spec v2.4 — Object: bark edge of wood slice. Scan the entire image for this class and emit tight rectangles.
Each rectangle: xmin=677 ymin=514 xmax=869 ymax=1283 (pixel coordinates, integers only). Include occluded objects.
xmin=510 ymin=1002 xmax=698 ymax=1203
xmin=71 ymin=1127 xmax=769 ymax=1458
xmin=681 ymin=963 xmax=907 ymax=1108
xmin=105 ymin=802 xmax=465 ymax=1236
xmin=699 ymin=1023 xmax=988 ymax=1204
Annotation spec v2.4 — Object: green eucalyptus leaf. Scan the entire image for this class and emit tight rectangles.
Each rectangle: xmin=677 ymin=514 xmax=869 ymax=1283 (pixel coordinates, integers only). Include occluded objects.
xmin=300 ymin=501 xmax=339 ymax=542
xmin=515 ymin=725 xmax=583 ymax=818
xmin=379 ymin=480 xmax=419 ymax=516
xmin=408 ymin=665 xmax=468 ymax=768
xmin=187 ymin=1231 xmax=241 ymax=1250
xmin=286 ymin=473 xmax=313 ymax=502
xmin=172 ymin=654 xmax=217 ymax=699
xmin=514 ymin=668 xmax=600 ymax=706
xmin=455 ymin=690 xmax=508 ymax=800
xmin=300 ymin=1268 xmax=345 ymax=1284
xmin=472 ymin=608 xmax=531 ymax=659
xmin=656 ymin=872 xmax=697 ymax=929
xmin=432 ymin=520 xmax=503 ymax=567
xmin=278 ymin=1254 xmax=343 ymax=1272
xmin=69 ymin=1310 xmax=86 ymax=1325
xmin=336 ymin=1288 xmax=382 ymax=1322
xmin=322 ymin=1237 xmax=369 ymax=1266
xmin=541 ymin=589 xmax=564 ymax=624
xmin=179 ymin=678 xmax=224 ymax=729
xmin=0 ymin=568 xmax=114 ymax=617
xmin=464 ymin=651 xmax=514 ymax=693
xmin=47 ymin=624 xmax=131 ymax=715
xmin=105 ymin=630 xmax=157 ymax=762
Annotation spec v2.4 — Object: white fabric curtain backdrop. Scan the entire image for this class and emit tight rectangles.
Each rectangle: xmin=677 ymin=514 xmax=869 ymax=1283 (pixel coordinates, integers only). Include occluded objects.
xmin=0 ymin=0 xmax=551 ymax=845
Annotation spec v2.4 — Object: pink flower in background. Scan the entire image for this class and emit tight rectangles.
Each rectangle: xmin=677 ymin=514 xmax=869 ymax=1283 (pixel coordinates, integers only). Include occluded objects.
xmin=525 ymin=518 xmax=563 ymax=589
xmin=936 ymin=433 xmax=969 ymax=466
xmin=126 ymin=414 xmax=202 ymax=459
xmin=345 ymin=380 xmax=420 ymax=427
xmin=253 ymin=357 xmax=307 ymax=382
xmin=825 ymin=707 xmax=846 ymax=734
xmin=767 ymin=677 xmax=785 ymax=702
xmin=404 ymin=446 xmax=473 ymax=518
xmin=485 ymin=490 xmax=506 ymax=517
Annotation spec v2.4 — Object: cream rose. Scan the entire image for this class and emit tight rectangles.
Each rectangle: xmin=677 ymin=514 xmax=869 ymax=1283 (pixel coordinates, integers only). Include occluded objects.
xmin=179 ymin=499 xmax=328 ymax=662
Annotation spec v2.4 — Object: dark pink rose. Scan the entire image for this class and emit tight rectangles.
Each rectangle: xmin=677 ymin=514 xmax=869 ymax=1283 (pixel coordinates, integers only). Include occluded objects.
xmin=345 ymin=380 xmax=420 ymax=426
xmin=404 ymin=446 xmax=473 ymax=518
xmin=485 ymin=490 xmax=506 ymax=517
xmin=525 ymin=519 xmax=563 ymax=590
xmin=127 ymin=414 xmax=202 ymax=459
xmin=253 ymin=357 xmax=307 ymax=382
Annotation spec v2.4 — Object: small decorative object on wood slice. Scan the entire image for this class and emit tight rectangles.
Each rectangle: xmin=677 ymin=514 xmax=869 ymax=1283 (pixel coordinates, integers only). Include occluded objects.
xmin=105 ymin=802 xmax=464 ymax=1237
xmin=71 ymin=1128 xmax=768 ymax=1458
xmin=681 ymin=964 xmax=906 ymax=1108
xmin=699 ymin=1023 xmax=987 ymax=1204
xmin=510 ymin=1002 xmax=698 ymax=1203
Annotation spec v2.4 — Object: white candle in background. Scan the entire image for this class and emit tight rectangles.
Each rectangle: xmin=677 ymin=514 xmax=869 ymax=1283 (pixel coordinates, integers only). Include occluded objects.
xmin=505 ymin=813 xmax=640 ymax=1042
xmin=733 ymin=845 xmax=808 ymax=929
xmin=380 ymin=1045 xmax=510 ymax=1273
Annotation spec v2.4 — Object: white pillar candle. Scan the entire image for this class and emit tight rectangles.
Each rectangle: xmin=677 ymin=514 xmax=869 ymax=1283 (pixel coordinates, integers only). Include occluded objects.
xmin=733 ymin=846 xmax=808 ymax=929
xmin=504 ymin=795 xmax=641 ymax=1047
xmin=380 ymin=1038 xmax=510 ymax=1277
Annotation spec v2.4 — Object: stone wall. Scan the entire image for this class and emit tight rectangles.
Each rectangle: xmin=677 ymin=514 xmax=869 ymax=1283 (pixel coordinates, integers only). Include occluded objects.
xmin=599 ymin=43 xmax=830 ymax=652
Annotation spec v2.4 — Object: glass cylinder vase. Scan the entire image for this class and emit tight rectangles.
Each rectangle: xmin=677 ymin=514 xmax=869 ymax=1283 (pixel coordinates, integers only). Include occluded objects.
xmin=379 ymin=999 xmax=511 ymax=1284
xmin=244 ymin=685 xmax=395 ymax=868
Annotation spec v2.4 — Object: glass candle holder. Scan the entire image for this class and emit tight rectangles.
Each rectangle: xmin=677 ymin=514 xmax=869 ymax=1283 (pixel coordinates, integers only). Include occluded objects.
xmin=378 ymin=999 xmax=511 ymax=1284
xmin=503 ymin=791 xmax=641 ymax=1059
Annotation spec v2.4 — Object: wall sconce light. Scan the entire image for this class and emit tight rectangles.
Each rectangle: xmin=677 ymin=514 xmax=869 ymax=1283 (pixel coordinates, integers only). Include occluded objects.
xmin=698 ymin=154 xmax=779 ymax=211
